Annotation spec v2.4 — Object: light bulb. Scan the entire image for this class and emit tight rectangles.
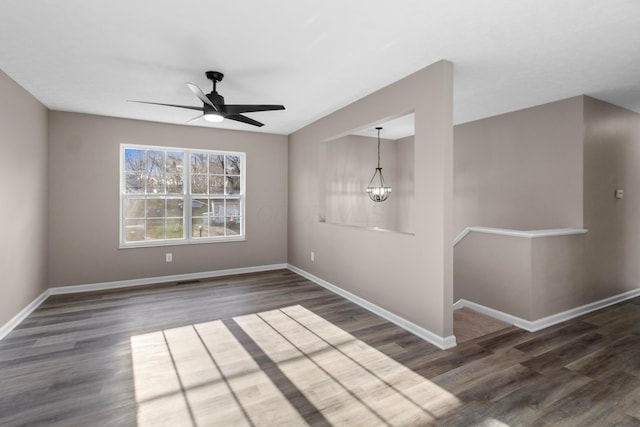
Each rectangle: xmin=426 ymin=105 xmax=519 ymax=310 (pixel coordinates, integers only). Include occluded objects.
xmin=204 ymin=113 xmax=224 ymax=123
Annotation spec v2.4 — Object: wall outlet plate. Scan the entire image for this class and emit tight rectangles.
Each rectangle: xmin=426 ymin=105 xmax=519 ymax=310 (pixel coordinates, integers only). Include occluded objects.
xmin=615 ymin=189 xmax=624 ymax=199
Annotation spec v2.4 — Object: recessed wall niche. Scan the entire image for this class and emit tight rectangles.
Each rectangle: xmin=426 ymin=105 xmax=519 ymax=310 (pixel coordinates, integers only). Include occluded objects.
xmin=319 ymin=113 xmax=415 ymax=234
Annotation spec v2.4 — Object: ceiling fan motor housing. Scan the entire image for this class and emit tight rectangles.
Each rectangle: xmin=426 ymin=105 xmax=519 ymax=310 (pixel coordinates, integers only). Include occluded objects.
xmin=206 ymin=92 xmax=225 ymax=111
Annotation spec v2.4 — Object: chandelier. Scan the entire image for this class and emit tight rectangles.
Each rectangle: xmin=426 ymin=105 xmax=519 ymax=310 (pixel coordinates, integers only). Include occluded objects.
xmin=366 ymin=127 xmax=392 ymax=202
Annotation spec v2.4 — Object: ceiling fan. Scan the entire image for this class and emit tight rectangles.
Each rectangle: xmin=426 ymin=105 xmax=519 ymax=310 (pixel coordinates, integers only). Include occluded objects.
xmin=130 ymin=71 xmax=285 ymax=127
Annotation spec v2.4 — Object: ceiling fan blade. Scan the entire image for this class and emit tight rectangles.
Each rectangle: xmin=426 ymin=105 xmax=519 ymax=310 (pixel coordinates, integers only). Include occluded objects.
xmin=225 ymin=114 xmax=264 ymax=127
xmin=185 ymin=114 xmax=204 ymax=124
xmin=186 ymin=82 xmax=217 ymax=111
xmin=128 ymin=100 xmax=203 ymax=112
xmin=224 ymin=104 xmax=285 ymax=115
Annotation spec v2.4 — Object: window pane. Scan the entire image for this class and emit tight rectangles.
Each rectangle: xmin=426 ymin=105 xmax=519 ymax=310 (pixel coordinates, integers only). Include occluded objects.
xmin=225 ymin=199 xmax=241 ymax=236
xmin=147 ymin=151 xmax=165 ymax=174
xmin=226 ymin=176 xmax=240 ymax=194
xmin=125 ymin=219 xmax=145 ymax=242
xmin=226 ymin=200 xmax=241 ymax=216
xmin=192 ymin=198 xmax=209 ymax=216
xmin=227 ymin=217 xmax=241 ymax=235
xmin=192 ymin=174 xmax=207 ymax=194
xmin=125 ymin=198 xmax=145 ymax=218
xmin=146 ymin=199 xmax=165 ymax=218
xmin=166 ymin=219 xmax=183 ymax=239
xmin=146 ymin=219 xmax=165 ymax=239
xmin=210 ymin=217 xmax=225 ymax=237
xmin=166 ymin=152 xmax=184 ymax=173
xmin=209 ymin=176 xmax=224 ymax=195
xmin=125 ymin=149 xmax=146 ymax=173
xmin=192 ymin=217 xmax=207 ymax=238
xmin=210 ymin=198 xmax=225 ymax=217
xmin=147 ymin=174 xmax=165 ymax=194
xmin=191 ymin=153 xmax=207 ymax=174
xmin=125 ymin=173 xmax=144 ymax=193
xmin=209 ymin=154 xmax=224 ymax=174
xmin=226 ymin=155 xmax=241 ymax=175
xmin=166 ymin=174 xmax=183 ymax=194
xmin=147 ymin=151 xmax=166 ymax=193
xmin=167 ymin=199 xmax=184 ymax=217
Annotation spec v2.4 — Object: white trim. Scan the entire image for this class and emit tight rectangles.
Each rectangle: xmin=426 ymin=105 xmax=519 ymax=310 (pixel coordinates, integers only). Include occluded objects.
xmin=49 ymin=263 xmax=288 ymax=295
xmin=454 ymin=287 xmax=640 ymax=332
xmin=119 ymin=144 xmax=247 ymax=248
xmin=119 ymin=235 xmax=246 ymax=249
xmin=0 ymin=290 xmax=50 ymax=340
xmin=287 ymin=264 xmax=457 ymax=350
xmin=453 ymin=226 xmax=588 ymax=246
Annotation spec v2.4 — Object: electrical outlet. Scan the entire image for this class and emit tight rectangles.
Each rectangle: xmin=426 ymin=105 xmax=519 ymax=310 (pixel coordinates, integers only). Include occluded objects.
xmin=311 ymin=251 xmax=315 ymax=262
xmin=165 ymin=253 xmax=173 ymax=263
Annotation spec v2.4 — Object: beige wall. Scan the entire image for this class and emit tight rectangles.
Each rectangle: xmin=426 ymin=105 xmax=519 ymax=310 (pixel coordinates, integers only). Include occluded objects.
xmin=320 ymin=135 xmax=397 ymax=230
xmin=288 ymin=61 xmax=454 ymax=337
xmin=48 ymin=112 xmax=288 ymax=287
xmin=320 ymin=134 xmax=414 ymax=233
xmin=454 ymin=97 xmax=584 ymax=235
xmin=455 ymin=96 xmax=640 ymax=323
xmin=7 ymin=59 xmax=638 ymax=345
xmin=455 ymin=232 xmax=587 ymax=322
xmin=0 ymin=70 xmax=49 ymax=326
xmin=530 ymin=235 xmax=586 ymax=318
xmin=583 ymin=97 xmax=640 ymax=295
xmin=394 ymin=135 xmax=415 ymax=234
xmin=454 ymin=233 xmax=532 ymax=319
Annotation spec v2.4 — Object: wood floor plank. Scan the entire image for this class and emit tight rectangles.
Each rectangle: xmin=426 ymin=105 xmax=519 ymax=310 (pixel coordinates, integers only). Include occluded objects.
xmin=535 ymin=371 xmax=640 ymax=425
xmin=453 ymin=308 xmax=510 ymax=343
xmin=513 ymin=320 xmax=597 ymax=357
xmin=2 ymin=269 xmax=640 ymax=426
xmin=520 ymin=331 xmax=613 ymax=374
xmin=566 ymin=334 xmax=640 ymax=380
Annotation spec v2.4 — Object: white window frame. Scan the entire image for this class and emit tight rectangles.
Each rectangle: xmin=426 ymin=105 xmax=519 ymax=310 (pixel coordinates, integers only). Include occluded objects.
xmin=119 ymin=143 xmax=246 ymax=248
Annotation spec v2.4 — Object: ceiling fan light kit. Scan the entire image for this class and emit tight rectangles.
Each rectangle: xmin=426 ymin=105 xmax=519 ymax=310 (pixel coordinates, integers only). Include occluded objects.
xmin=204 ymin=112 xmax=224 ymax=123
xmin=130 ymin=71 xmax=285 ymax=127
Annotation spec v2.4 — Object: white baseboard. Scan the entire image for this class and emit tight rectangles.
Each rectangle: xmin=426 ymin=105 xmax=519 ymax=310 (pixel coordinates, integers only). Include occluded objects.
xmin=287 ymin=264 xmax=457 ymax=350
xmin=9 ymin=263 xmax=636 ymax=346
xmin=0 ymin=264 xmax=288 ymax=341
xmin=0 ymin=289 xmax=50 ymax=341
xmin=455 ymin=287 xmax=640 ymax=332
xmin=49 ymin=263 xmax=288 ymax=295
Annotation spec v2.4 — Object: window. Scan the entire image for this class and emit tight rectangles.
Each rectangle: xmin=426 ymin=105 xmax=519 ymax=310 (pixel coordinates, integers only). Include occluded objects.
xmin=120 ymin=144 xmax=245 ymax=247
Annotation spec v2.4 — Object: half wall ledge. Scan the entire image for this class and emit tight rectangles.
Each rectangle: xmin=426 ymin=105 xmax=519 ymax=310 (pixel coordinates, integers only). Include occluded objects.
xmin=454 ymin=226 xmax=591 ymax=327
xmin=453 ymin=226 xmax=588 ymax=246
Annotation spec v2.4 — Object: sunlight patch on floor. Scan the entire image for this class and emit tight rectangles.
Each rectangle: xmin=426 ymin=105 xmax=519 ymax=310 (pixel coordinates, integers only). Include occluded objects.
xmin=131 ymin=305 xmax=461 ymax=426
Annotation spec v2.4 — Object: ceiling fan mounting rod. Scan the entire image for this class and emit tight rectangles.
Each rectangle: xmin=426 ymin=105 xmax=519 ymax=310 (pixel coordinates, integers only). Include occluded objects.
xmin=206 ymin=71 xmax=224 ymax=93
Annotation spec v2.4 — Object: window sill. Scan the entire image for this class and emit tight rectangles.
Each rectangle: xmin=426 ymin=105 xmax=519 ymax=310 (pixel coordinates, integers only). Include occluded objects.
xmin=119 ymin=235 xmax=246 ymax=249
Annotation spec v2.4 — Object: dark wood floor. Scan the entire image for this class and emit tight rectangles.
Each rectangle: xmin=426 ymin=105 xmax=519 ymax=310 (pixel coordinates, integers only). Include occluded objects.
xmin=1 ymin=269 xmax=640 ymax=426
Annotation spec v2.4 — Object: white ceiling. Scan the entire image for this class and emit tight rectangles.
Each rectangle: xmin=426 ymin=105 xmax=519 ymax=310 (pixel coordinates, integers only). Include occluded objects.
xmin=1 ymin=1 xmax=639 ymax=136
xmin=353 ymin=114 xmax=415 ymax=140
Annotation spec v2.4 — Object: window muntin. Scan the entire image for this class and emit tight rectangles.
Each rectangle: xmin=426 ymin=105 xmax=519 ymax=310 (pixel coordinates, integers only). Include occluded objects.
xmin=120 ymin=144 xmax=245 ymax=247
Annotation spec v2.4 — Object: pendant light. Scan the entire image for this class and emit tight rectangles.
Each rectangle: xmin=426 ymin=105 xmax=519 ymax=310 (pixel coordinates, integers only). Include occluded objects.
xmin=366 ymin=127 xmax=392 ymax=202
